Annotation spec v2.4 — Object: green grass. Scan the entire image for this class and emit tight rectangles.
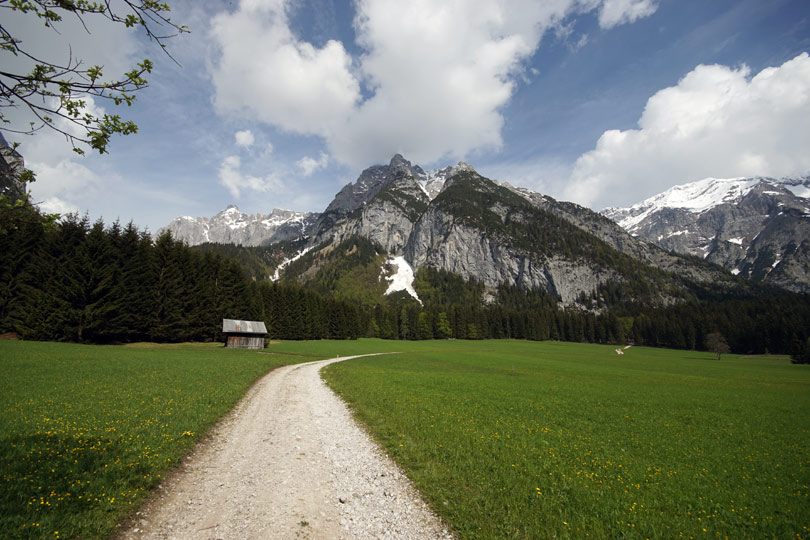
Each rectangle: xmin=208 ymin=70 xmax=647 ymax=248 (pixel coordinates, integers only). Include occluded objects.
xmin=5 ymin=338 xmax=808 ymax=539
xmin=316 ymin=339 xmax=810 ymax=539
xmin=0 ymin=341 xmax=307 ymax=540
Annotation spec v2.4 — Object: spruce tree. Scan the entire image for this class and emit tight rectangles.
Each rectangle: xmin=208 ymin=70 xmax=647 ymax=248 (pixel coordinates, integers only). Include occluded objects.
xmin=150 ymin=232 xmax=185 ymax=342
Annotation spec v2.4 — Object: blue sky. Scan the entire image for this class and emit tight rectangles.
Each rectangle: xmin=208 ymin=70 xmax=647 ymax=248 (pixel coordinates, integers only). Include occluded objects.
xmin=5 ymin=0 xmax=810 ymax=232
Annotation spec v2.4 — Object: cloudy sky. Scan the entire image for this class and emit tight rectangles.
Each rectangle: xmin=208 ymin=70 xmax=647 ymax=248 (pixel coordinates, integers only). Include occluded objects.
xmin=4 ymin=0 xmax=810 ymax=231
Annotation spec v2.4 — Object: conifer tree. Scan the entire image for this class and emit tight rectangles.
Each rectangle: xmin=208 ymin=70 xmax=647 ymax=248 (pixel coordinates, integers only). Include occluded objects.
xmin=108 ymin=222 xmax=155 ymax=342
xmin=150 ymin=231 xmax=185 ymax=342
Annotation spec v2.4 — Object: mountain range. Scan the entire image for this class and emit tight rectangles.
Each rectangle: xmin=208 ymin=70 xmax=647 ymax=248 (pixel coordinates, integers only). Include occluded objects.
xmin=162 ymin=155 xmax=797 ymax=309
xmin=602 ymin=176 xmax=810 ymax=292
xmin=161 ymin=206 xmax=318 ymax=246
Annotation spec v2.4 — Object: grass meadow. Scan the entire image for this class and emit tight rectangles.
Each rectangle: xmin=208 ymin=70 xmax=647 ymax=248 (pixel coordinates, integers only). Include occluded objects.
xmin=284 ymin=339 xmax=809 ymax=540
xmin=0 ymin=341 xmax=307 ymax=540
xmin=2 ymin=339 xmax=808 ymax=540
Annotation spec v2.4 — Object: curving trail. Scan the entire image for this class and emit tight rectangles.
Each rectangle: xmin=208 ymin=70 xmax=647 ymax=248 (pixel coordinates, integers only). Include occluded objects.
xmin=118 ymin=354 xmax=453 ymax=540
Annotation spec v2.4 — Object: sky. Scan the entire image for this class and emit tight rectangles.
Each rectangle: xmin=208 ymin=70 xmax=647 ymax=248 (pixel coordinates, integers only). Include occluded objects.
xmin=3 ymin=0 xmax=810 ymax=232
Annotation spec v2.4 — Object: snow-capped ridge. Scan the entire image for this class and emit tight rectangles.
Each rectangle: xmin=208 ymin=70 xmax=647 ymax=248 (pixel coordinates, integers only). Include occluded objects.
xmin=160 ymin=206 xmax=318 ymax=246
xmin=605 ymin=175 xmax=810 ymax=233
xmin=602 ymin=174 xmax=810 ymax=292
xmin=607 ymin=177 xmax=761 ymax=232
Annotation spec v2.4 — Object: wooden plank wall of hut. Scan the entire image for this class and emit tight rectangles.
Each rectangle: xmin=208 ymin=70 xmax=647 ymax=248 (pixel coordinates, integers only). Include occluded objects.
xmin=226 ymin=335 xmax=265 ymax=349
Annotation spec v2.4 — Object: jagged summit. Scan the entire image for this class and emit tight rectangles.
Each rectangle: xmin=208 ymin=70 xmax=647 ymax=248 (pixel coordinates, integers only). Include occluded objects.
xmin=160 ymin=206 xmax=318 ymax=246
xmin=603 ymin=175 xmax=810 ymax=292
xmin=604 ymin=176 xmax=810 ymax=232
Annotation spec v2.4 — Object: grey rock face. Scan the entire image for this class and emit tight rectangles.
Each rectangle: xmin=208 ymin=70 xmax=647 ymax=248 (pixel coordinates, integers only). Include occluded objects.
xmin=0 ymin=134 xmax=26 ymax=200
xmin=404 ymin=205 xmax=618 ymax=303
xmin=160 ymin=206 xmax=318 ymax=246
xmin=506 ymin=184 xmax=656 ymax=262
xmin=310 ymin=158 xmax=737 ymax=303
xmin=322 ymin=165 xmax=389 ymax=217
xmin=503 ymin=183 xmax=732 ymax=287
xmin=603 ymin=177 xmax=810 ymax=292
xmin=313 ymin=155 xmax=432 ymax=253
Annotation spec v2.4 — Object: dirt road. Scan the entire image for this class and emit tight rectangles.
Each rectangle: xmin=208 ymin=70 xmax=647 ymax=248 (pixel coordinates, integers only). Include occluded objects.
xmin=119 ymin=355 xmax=453 ymax=540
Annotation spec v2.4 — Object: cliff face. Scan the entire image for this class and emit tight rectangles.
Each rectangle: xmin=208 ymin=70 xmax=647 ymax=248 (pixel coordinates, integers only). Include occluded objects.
xmin=0 ymin=134 xmax=26 ymax=200
xmin=403 ymin=203 xmax=622 ymax=302
xmin=314 ymin=156 xmax=431 ymax=254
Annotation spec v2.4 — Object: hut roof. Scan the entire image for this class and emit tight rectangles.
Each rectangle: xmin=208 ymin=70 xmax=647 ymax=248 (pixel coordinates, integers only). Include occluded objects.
xmin=222 ymin=319 xmax=267 ymax=334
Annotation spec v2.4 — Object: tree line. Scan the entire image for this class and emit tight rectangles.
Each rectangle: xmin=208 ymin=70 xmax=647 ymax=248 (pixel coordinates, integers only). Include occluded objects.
xmin=3 ymin=208 xmax=809 ymax=354
xmin=0 ymin=212 xmax=361 ymax=343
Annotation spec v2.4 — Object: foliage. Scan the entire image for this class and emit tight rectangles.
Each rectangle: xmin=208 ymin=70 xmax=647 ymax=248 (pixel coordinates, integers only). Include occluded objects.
xmin=0 ymin=0 xmax=187 ymax=154
xmin=194 ymin=238 xmax=308 ymax=281
xmin=0 ymin=215 xmax=362 ymax=342
xmin=373 ymin=180 xmax=429 ymax=222
xmin=629 ymin=293 xmax=810 ymax=354
xmin=318 ymin=339 xmax=810 ymax=540
xmin=4 ymin=200 xmax=809 ymax=353
xmin=0 ymin=340 xmax=307 ymax=540
xmin=0 ymin=166 xmax=58 ymax=235
xmin=281 ymin=237 xmax=391 ymax=304
xmin=791 ymin=336 xmax=810 ymax=365
xmin=705 ymin=332 xmax=730 ymax=360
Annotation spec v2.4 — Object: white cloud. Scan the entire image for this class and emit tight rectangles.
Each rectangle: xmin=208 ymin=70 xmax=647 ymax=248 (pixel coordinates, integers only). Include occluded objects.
xmin=27 ymin=159 xmax=109 ymax=214
xmin=598 ymin=0 xmax=658 ymax=29
xmin=208 ymin=0 xmax=658 ymax=169
xmin=218 ymin=155 xmax=284 ymax=198
xmin=235 ymin=130 xmax=255 ymax=148
xmin=296 ymin=152 xmax=329 ymax=176
xmin=209 ymin=2 xmax=360 ymax=136
xmin=39 ymin=197 xmax=81 ymax=216
xmin=564 ymin=53 xmax=810 ymax=209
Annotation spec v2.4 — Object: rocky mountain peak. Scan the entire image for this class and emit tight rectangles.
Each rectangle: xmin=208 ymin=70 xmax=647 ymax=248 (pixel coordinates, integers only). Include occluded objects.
xmin=602 ymin=175 xmax=810 ymax=292
xmin=450 ymin=162 xmax=475 ymax=175
xmin=388 ymin=153 xmax=409 ymax=169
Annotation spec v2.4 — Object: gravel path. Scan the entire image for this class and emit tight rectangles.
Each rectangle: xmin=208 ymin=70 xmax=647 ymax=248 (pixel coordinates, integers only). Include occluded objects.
xmin=118 ymin=354 xmax=454 ymax=540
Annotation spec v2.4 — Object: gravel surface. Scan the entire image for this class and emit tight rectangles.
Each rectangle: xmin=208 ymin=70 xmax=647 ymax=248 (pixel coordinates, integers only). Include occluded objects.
xmin=117 ymin=354 xmax=454 ymax=540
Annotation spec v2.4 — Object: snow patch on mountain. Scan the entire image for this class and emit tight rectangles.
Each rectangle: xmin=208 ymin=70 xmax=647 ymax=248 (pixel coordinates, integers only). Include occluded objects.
xmin=270 ymin=246 xmax=314 ymax=281
xmin=601 ymin=174 xmax=810 ymax=292
xmin=415 ymin=166 xmax=452 ymax=200
xmin=383 ymin=256 xmax=421 ymax=304
xmin=786 ymin=184 xmax=810 ymax=199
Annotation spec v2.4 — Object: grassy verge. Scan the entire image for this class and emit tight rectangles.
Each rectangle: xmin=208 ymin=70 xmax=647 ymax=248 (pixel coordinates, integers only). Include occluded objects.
xmin=0 ymin=341 xmax=308 ymax=540
xmin=320 ymin=340 xmax=810 ymax=539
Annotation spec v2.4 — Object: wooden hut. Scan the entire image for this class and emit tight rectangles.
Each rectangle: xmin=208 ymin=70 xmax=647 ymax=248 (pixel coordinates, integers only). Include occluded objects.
xmin=222 ymin=319 xmax=267 ymax=349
